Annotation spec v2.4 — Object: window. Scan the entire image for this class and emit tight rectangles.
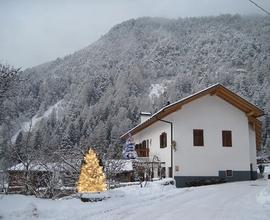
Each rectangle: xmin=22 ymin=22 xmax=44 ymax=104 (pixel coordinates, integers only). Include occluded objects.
xmin=226 ymin=170 xmax=233 ymax=177
xmin=160 ymin=132 xmax=167 ymax=148
xmin=193 ymin=129 xmax=204 ymax=146
xmin=142 ymin=140 xmax=146 ymax=148
xmin=222 ymin=130 xmax=232 ymax=147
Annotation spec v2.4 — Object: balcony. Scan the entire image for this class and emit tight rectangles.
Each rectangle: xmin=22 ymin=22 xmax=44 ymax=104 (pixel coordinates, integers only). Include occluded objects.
xmin=135 ymin=148 xmax=149 ymax=158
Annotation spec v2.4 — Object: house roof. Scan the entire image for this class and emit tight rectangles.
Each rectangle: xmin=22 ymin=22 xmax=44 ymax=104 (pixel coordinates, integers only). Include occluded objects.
xmin=8 ymin=161 xmax=81 ymax=172
xmin=8 ymin=160 xmax=134 ymax=173
xmin=9 ymin=162 xmax=58 ymax=172
xmin=140 ymin=112 xmax=152 ymax=116
xmin=120 ymin=84 xmax=264 ymax=144
xmin=105 ymin=159 xmax=134 ymax=173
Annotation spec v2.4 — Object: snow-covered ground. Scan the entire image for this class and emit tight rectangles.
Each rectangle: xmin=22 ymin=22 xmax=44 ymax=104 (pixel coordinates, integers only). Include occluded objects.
xmin=263 ymin=164 xmax=270 ymax=174
xmin=1 ymin=179 xmax=270 ymax=220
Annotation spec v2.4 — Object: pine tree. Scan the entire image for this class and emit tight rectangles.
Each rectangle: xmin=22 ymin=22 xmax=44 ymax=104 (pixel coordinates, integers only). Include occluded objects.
xmin=77 ymin=149 xmax=107 ymax=193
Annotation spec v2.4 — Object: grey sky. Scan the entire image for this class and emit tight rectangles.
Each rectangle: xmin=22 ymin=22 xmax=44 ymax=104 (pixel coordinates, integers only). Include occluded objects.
xmin=0 ymin=0 xmax=269 ymax=69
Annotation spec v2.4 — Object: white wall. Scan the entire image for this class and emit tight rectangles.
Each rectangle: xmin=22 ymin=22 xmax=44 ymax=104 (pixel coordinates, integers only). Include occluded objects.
xmin=140 ymin=115 xmax=151 ymax=123
xmin=248 ymin=123 xmax=257 ymax=171
xmin=133 ymin=121 xmax=172 ymax=177
xmin=171 ymin=95 xmax=252 ymax=176
xmin=133 ymin=94 xmax=256 ymax=177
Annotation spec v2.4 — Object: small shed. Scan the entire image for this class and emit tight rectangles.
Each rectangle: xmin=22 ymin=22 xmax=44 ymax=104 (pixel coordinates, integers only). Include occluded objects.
xmin=7 ymin=161 xmax=80 ymax=194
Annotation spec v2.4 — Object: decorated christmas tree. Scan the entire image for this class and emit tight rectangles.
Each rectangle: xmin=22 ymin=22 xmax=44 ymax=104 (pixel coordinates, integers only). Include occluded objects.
xmin=122 ymin=135 xmax=137 ymax=159
xmin=77 ymin=148 xmax=107 ymax=193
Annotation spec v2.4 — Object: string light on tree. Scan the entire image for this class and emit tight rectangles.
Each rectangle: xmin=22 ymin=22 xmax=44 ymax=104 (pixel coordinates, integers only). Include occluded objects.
xmin=77 ymin=148 xmax=107 ymax=193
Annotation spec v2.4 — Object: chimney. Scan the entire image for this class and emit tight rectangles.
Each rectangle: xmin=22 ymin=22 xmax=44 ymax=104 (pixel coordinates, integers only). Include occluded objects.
xmin=140 ymin=112 xmax=152 ymax=123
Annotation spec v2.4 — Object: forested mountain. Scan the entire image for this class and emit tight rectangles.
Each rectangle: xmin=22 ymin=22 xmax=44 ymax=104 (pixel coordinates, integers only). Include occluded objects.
xmin=1 ymin=14 xmax=270 ymax=167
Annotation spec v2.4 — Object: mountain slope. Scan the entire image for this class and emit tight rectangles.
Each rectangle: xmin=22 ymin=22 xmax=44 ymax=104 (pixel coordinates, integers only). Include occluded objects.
xmin=1 ymin=15 xmax=270 ymax=161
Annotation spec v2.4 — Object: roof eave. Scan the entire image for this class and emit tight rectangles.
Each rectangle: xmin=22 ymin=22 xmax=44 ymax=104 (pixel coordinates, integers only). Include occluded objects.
xmin=120 ymin=83 xmax=264 ymax=139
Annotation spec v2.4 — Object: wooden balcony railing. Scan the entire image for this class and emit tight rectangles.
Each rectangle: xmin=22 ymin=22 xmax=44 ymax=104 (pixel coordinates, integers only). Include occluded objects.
xmin=136 ymin=148 xmax=149 ymax=157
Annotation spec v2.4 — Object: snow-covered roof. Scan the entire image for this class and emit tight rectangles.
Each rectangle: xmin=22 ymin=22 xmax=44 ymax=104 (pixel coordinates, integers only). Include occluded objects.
xmin=9 ymin=159 xmax=133 ymax=173
xmin=120 ymin=83 xmax=264 ymax=140
xmin=9 ymin=163 xmax=48 ymax=172
xmin=140 ymin=112 xmax=152 ymax=116
xmin=8 ymin=161 xmax=80 ymax=172
xmin=105 ymin=159 xmax=133 ymax=172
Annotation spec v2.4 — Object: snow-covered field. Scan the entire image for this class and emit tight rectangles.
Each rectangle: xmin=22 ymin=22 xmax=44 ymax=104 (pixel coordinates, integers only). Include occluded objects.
xmin=1 ymin=179 xmax=270 ymax=220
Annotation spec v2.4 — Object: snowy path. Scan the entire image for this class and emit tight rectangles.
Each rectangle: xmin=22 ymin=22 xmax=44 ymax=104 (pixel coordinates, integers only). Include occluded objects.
xmin=0 ymin=180 xmax=270 ymax=220
xmin=97 ymin=181 xmax=270 ymax=220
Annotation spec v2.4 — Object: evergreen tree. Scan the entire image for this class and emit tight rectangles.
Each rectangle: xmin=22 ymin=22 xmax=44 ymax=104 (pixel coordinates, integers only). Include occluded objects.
xmin=77 ymin=149 xmax=107 ymax=193
xmin=33 ymin=129 xmax=43 ymax=150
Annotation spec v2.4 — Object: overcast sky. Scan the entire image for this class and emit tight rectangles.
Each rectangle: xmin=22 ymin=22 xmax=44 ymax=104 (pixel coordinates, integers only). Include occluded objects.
xmin=0 ymin=0 xmax=269 ymax=69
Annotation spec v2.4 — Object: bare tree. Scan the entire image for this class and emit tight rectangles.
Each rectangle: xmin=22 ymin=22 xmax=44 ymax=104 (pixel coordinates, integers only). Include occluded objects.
xmin=6 ymin=120 xmax=40 ymax=195
xmin=104 ymin=159 xmax=126 ymax=188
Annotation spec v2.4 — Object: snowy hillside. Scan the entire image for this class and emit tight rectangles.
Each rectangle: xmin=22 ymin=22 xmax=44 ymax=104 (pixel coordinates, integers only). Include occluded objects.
xmin=149 ymin=83 xmax=166 ymax=98
xmin=1 ymin=15 xmax=270 ymax=166
xmin=0 ymin=180 xmax=270 ymax=220
xmin=11 ymin=100 xmax=64 ymax=143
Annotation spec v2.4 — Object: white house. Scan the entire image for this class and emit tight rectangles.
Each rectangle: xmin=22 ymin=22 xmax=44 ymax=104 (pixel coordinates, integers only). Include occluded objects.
xmin=121 ymin=84 xmax=264 ymax=187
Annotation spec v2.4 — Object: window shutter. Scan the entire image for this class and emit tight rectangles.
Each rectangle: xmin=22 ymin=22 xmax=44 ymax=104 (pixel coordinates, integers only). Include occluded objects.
xmin=142 ymin=140 xmax=146 ymax=148
xmin=193 ymin=129 xmax=204 ymax=146
xmin=222 ymin=130 xmax=232 ymax=147
xmin=160 ymin=132 xmax=167 ymax=148
xmin=163 ymin=132 xmax=167 ymax=148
